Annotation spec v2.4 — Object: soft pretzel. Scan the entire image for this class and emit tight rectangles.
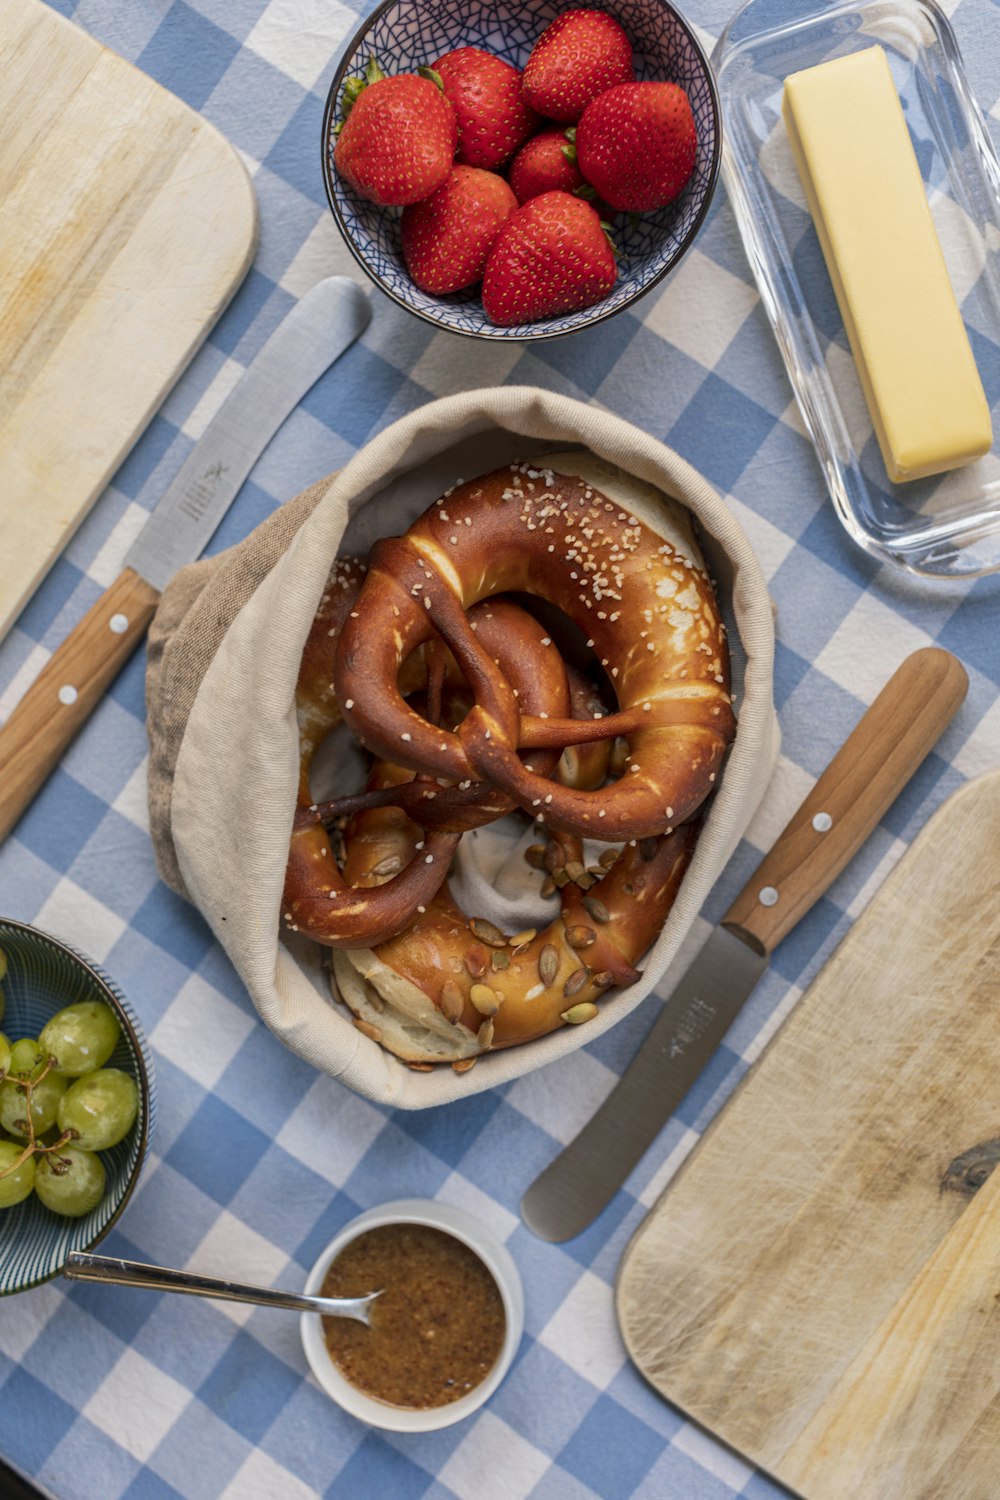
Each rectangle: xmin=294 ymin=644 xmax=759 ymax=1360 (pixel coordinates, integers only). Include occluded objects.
xmin=282 ymin=557 xmax=458 ymax=949
xmin=283 ymin=566 xmax=579 ymax=948
xmin=333 ymin=453 xmax=735 ymax=842
xmin=332 ymin=759 xmax=699 ymax=1065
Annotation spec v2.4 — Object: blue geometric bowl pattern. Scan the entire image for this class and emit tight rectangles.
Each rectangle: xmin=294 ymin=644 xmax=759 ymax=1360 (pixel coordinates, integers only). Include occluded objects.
xmin=0 ymin=919 xmax=155 ymax=1296
xmin=321 ymin=0 xmax=721 ymax=340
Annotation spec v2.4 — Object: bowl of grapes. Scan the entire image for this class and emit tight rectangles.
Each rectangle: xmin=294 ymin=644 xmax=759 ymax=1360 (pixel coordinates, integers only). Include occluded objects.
xmin=0 ymin=918 xmax=155 ymax=1294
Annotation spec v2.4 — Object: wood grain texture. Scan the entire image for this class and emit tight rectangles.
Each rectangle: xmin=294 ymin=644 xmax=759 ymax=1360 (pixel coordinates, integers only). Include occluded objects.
xmin=0 ymin=0 xmax=257 ymax=642
xmin=0 ymin=568 xmax=159 ymax=842
xmin=616 ymin=769 xmax=1000 ymax=1500
xmin=722 ymin=648 xmax=968 ymax=953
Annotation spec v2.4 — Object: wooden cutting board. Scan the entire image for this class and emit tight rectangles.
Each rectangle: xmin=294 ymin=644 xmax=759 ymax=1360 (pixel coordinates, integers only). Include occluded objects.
xmin=617 ymin=769 xmax=1000 ymax=1500
xmin=0 ymin=0 xmax=257 ymax=642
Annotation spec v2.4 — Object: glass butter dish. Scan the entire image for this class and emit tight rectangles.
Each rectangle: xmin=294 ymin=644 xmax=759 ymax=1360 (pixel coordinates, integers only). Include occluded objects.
xmin=713 ymin=0 xmax=1000 ymax=579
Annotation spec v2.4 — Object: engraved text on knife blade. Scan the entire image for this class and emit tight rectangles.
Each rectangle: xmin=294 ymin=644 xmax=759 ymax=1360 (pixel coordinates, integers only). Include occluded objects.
xmin=667 ymin=995 xmax=717 ymax=1057
xmin=179 ymin=465 xmax=229 ymax=523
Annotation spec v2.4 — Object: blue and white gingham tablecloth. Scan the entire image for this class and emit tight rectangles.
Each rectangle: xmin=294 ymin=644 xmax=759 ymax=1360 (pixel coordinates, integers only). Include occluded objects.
xmin=1 ymin=1 xmax=999 ymax=1496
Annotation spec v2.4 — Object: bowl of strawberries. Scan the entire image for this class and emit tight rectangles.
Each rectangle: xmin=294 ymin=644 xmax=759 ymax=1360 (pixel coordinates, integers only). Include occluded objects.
xmin=321 ymin=0 xmax=720 ymax=339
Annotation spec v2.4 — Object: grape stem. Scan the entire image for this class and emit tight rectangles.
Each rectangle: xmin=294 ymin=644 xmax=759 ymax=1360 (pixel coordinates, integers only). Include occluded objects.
xmin=0 ymin=1056 xmax=78 ymax=1179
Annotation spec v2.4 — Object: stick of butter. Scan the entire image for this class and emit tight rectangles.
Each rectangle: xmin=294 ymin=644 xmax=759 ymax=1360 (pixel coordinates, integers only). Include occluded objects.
xmin=782 ymin=45 xmax=992 ymax=484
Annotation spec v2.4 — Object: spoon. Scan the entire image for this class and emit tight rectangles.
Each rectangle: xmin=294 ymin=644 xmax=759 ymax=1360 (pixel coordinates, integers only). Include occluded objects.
xmin=64 ymin=1252 xmax=381 ymax=1325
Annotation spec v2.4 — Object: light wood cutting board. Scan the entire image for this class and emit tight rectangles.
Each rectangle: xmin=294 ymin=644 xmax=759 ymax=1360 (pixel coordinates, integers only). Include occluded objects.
xmin=0 ymin=0 xmax=257 ymax=642
xmin=617 ymin=769 xmax=1000 ymax=1500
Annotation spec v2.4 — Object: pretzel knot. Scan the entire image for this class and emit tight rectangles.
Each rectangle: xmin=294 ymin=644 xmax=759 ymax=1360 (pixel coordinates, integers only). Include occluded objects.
xmin=334 ymin=461 xmax=735 ymax=841
xmin=283 ymin=561 xmax=586 ymax=949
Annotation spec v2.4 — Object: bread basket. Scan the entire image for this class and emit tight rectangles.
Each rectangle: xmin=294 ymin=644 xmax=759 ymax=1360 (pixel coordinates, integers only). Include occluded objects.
xmin=146 ymin=386 xmax=778 ymax=1107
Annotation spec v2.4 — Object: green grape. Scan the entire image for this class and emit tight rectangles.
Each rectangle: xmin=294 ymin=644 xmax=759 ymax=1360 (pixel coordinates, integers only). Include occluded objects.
xmin=39 ymin=1000 xmax=120 ymax=1077
xmin=34 ymin=1146 xmax=106 ymax=1217
xmin=0 ymin=948 xmax=6 ymax=981
xmin=0 ymin=983 xmax=5 ymax=1027
xmin=0 ymin=1033 xmax=10 ymax=1076
xmin=0 ymin=1139 xmax=36 ymax=1208
xmin=57 ymin=1069 xmax=138 ymax=1151
xmin=0 ymin=1070 xmax=68 ymax=1138
xmin=9 ymin=1038 xmax=44 ymax=1080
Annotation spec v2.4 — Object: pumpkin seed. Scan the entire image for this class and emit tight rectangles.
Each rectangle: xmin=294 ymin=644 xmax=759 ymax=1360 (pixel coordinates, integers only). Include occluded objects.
xmin=540 ymin=876 xmax=557 ymax=899
xmin=469 ymin=917 xmax=507 ymax=948
xmin=582 ymin=895 xmax=610 ymax=924
xmin=552 ymin=869 xmax=570 ymax=888
xmin=370 ymin=853 xmax=403 ymax=879
xmin=353 ymin=1018 xmax=382 ymax=1042
xmin=470 ymin=983 xmax=500 ymax=1016
xmin=407 ymin=1060 xmax=435 ymax=1071
xmin=563 ymin=967 xmax=590 ymax=998
xmin=566 ymin=925 xmax=596 ymax=949
xmin=509 ymin=928 xmax=537 ymax=947
xmin=561 ymin=1002 xmax=599 ymax=1025
xmin=598 ymin=848 xmax=619 ymax=869
xmin=477 ymin=1018 xmax=494 ymax=1050
xmin=592 ymin=970 xmax=614 ymax=989
xmin=538 ymin=944 xmax=559 ymax=987
xmin=452 ymin=1056 xmax=477 ymax=1073
xmin=524 ymin=844 xmax=547 ymax=869
xmin=574 ymin=870 xmax=596 ymax=890
xmin=511 ymin=940 xmax=533 ymax=957
xmin=464 ymin=944 xmax=489 ymax=978
xmin=439 ymin=981 xmax=464 ymax=1025
xmin=565 ymin=860 xmax=586 ymax=882
xmin=491 ymin=948 xmax=510 ymax=972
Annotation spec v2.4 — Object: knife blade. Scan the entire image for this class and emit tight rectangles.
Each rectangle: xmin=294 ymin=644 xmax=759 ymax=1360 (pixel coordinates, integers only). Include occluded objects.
xmin=0 ymin=275 xmax=370 ymax=843
xmin=520 ymin=646 xmax=969 ymax=1242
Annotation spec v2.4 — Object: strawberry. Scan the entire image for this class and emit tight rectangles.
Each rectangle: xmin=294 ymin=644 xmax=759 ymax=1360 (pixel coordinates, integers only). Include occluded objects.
xmin=508 ymin=128 xmax=586 ymax=203
xmin=432 ymin=47 xmax=540 ymax=170
xmin=334 ymin=59 xmax=457 ymax=207
xmin=481 ymin=191 xmax=617 ymax=325
xmin=402 ymin=165 xmax=518 ymax=294
xmin=522 ymin=10 xmax=634 ymax=124
xmin=576 ymin=82 xmax=697 ymax=212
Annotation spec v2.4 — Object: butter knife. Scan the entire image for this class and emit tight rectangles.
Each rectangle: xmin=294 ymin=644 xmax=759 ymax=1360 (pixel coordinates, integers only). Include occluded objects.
xmin=520 ymin=647 xmax=968 ymax=1242
xmin=0 ymin=275 xmax=370 ymax=843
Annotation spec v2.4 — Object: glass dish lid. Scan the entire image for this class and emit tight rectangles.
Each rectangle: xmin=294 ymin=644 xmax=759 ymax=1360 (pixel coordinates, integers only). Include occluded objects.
xmin=713 ymin=0 xmax=1000 ymax=580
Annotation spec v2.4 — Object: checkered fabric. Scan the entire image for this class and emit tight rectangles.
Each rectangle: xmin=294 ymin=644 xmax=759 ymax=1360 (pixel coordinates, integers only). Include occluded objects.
xmin=1 ymin=1 xmax=999 ymax=1497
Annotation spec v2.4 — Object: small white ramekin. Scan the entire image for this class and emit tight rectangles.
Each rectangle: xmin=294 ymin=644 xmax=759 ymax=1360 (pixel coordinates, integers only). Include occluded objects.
xmin=301 ymin=1197 xmax=524 ymax=1430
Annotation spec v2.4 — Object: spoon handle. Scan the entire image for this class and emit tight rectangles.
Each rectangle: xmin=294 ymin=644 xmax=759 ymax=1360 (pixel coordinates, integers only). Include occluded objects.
xmin=64 ymin=1252 xmax=377 ymax=1322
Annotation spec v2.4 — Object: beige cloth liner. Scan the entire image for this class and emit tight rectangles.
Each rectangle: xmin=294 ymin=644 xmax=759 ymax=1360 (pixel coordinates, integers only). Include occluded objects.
xmin=146 ymin=386 xmax=778 ymax=1108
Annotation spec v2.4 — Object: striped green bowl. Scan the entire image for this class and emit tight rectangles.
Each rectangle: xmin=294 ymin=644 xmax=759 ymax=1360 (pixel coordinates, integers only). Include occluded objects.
xmin=0 ymin=919 xmax=154 ymax=1295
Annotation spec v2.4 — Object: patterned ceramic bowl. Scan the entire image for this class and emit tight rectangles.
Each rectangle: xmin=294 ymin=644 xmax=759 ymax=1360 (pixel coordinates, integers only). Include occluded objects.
xmin=321 ymin=0 xmax=720 ymax=339
xmin=0 ymin=919 xmax=154 ymax=1295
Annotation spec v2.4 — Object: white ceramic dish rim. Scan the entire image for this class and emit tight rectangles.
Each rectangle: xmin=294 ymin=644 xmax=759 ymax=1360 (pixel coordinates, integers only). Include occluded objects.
xmin=300 ymin=1197 xmax=524 ymax=1430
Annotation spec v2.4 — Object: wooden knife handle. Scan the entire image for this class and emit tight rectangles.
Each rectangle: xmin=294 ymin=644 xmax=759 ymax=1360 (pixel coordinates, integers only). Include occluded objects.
xmin=722 ymin=647 xmax=968 ymax=955
xmin=0 ymin=568 xmax=160 ymax=843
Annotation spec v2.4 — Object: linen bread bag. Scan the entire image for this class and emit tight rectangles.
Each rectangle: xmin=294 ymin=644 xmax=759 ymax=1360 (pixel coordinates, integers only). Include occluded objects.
xmin=146 ymin=387 xmax=778 ymax=1108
